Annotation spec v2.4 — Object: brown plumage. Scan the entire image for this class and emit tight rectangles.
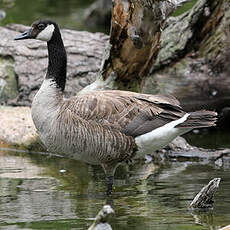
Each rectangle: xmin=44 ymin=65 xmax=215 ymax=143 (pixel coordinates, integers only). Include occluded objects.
xmin=59 ymin=90 xmax=216 ymax=137
xmin=15 ymin=19 xmax=217 ymax=195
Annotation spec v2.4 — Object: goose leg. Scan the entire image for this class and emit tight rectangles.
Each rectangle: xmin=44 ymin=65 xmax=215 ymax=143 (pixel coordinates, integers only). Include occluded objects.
xmin=106 ymin=176 xmax=114 ymax=195
xmin=101 ymin=163 xmax=119 ymax=195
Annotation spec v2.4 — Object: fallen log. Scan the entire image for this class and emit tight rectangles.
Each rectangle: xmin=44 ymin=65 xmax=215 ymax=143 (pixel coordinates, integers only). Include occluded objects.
xmin=142 ymin=0 xmax=230 ymax=113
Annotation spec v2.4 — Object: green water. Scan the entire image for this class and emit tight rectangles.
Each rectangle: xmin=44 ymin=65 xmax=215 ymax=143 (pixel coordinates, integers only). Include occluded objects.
xmin=0 ymin=147 xmax=230 ymax=230
xmin=185 ymin=129 xmax=230 ymax=149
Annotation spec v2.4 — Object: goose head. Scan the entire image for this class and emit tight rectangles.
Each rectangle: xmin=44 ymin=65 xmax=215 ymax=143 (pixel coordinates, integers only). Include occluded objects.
xmin=14 ymin=19 xmax=58 ymax=42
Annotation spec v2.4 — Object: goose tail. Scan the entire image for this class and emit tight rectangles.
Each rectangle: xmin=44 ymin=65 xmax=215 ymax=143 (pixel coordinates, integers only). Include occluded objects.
xmin=176 ymin=110 xmax=217 ymax=129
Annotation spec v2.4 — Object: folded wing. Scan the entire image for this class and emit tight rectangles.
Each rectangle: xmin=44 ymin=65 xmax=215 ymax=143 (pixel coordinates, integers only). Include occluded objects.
xmin=60 ymin=90 xmax=186 ymax=138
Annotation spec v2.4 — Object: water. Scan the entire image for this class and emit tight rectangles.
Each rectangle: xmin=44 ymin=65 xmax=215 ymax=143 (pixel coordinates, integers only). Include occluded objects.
xmin=185 ymin=129 xmax=230 ymax=149
xmin=0 ymin=146 xmax=230 ymax=230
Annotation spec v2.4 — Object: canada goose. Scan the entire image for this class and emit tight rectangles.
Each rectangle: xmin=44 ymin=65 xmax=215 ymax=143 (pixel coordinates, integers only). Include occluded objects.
xmin=15 ymin=19 xmax=217 ymax=195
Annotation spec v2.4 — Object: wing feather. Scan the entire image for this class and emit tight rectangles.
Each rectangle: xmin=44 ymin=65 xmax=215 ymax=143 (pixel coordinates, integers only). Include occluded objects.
xmin=60 ymin=90 xmax=185 ymax=137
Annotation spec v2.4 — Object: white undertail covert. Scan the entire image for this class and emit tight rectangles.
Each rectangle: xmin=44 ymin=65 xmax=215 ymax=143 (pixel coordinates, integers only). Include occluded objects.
xmin=135 ymin=113 xmax=191 ymax=156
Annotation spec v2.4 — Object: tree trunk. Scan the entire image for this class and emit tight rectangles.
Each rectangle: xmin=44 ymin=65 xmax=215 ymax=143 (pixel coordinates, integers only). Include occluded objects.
xmin=79 ymin=0 xmax=230 ymax=128
xmin=82 ymin=0 xmax=230 ymax=119
xmin=81 ymin=0 xmax=185 ymax=93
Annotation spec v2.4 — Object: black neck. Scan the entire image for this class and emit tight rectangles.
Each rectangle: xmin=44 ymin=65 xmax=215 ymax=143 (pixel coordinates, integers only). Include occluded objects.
xmin=46 ymin=27 xmax=67 ymax=92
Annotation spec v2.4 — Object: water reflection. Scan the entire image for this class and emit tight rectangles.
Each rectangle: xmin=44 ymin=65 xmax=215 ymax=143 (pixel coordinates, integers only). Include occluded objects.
xmin=0 ymin=147 xmax=230 ymax=229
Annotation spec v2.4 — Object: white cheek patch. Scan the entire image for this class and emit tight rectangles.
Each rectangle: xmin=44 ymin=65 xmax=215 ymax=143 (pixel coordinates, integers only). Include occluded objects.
xmin=36 ymin=24 xmax=55 ymax=42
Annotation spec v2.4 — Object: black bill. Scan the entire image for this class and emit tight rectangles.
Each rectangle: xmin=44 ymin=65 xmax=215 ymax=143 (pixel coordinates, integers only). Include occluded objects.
xmin=14 ymin=28 xmax=32 ymax=40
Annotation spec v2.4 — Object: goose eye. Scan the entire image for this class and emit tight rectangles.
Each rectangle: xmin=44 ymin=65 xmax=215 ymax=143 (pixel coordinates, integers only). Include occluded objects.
xmin=38 ymin=24 xmax=46 ymax=30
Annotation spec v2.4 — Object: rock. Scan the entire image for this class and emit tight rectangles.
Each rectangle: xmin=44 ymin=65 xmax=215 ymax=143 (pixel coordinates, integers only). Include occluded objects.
xmin=0 ymin=106 xmax=43 ymax=150
xmin=163 ymin=136 xmax=230 ymax=166
xmin=0 ymin=55 xmax=18 ymax=104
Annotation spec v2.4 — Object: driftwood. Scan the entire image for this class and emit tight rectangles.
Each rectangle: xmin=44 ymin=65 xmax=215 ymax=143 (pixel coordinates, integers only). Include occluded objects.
xmin=189 ymin=178 xmax=221 ymax=209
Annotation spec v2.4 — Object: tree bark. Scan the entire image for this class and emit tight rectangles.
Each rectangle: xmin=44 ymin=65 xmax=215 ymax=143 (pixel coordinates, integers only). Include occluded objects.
xmin=81 ymin=0 xmax=187 ymax=93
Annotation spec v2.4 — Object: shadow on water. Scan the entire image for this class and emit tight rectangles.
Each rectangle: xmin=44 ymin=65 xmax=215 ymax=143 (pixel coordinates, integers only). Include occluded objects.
xmin=0 ymin=146 xmax=230 ymax=230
